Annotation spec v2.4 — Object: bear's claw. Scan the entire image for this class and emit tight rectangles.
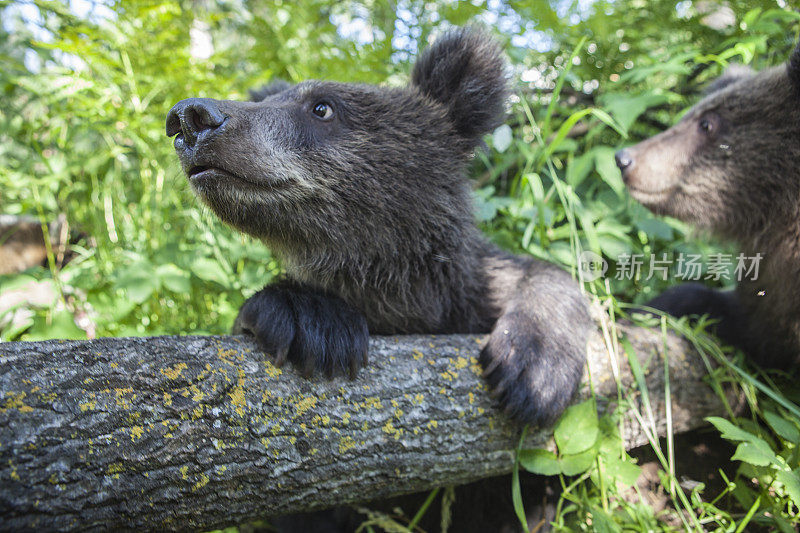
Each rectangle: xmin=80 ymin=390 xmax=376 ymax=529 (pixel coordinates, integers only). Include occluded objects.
xmin=233 ymin=281 xmax=369 ymax=379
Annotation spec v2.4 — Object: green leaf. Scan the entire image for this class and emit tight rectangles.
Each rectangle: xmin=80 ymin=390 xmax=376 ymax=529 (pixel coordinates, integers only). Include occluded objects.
xmin=157 ymin=263 xmax=192 ymax=294
xmin=594 ymin=147 xmax=625 ymax=197
xmin=595 ymin=235 xmax=632 ymax=261
xmin=776 ymin=470 xmax=800 ymax=503
xmin=618 ymin=53 xmax=693 ymax=84
xmin=88 ymin=291 xmax=137 ymax=323
xmin=708 ymin=417 xmax=779 ymax=466
xmin=1 ymin=313 xmax=34 ymax=341
xmin=770 ymin=515 xmax=798 ymax=533
xmin=706 ymin=416 xmax=764 ymax=444
xmin=762 ymin=411 xmax=800 ymax=443
xmin=560 ymin=448 xmax=597 ymax=476
xmin=113 ymin=262 xmax=160 ymax=304
xmin=576 ymin=208 xmax=601 ymax=254
xmin=27 ymin=309 xmax=85 ymax=340
xmin=600 ymin=454 xmax=641 ymax=487
xmin=554 ymin=399 xmax=599 ymax=455
xmin=191 ymin=257 xmax=231 ymax=286
xmin=742 ymin=8 xmax=762 ymax=29
xmin=566 ymin=150 xmax=595 ymax=187
xmin=589 ymin=506 xmax=622 ymax=533
xmin=600 ymin=92 xmax=668 ymax=132
xmin=511 ymin=460 xmax=529 ymax=532
xmin=518 ymin=449 xmax=561 ymax=476
xmin=730 ymin=442 xmax=779 ymax=467
xmin=544 ymin=108 xmax=625 ymax=162
xmin=635 ymin=218 xmax=674 ymax=241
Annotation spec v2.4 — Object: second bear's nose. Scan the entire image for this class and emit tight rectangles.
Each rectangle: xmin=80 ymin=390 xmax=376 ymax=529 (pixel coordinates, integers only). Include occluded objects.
xmin=166 ymin=98 xmax=227 ymax=146
xmin=614 ymin=149 xmax=633 ymax=171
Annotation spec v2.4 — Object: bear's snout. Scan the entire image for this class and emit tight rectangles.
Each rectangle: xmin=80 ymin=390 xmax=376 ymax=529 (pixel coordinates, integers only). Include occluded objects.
xmin=614 ymin=149 xmax=633 ymax=179
xmin=614 ymin=149 xmax=632 ymax=170
xmin=166 ymin=98 xmax=227 ymax=147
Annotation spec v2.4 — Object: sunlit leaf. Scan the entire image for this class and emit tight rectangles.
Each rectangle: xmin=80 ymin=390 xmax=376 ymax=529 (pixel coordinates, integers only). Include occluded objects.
xmin=554 ymin=399 xmax=599 ymax=455
xmin=519 ymin=448 xmax=561 ymax=476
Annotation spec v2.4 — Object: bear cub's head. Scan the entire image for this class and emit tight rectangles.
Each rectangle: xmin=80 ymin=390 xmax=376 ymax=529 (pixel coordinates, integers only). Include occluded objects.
xmin=166 ymin=28 xmax=507 ymax=261
xmin=615 ymin=38 xmax=800 ymax=237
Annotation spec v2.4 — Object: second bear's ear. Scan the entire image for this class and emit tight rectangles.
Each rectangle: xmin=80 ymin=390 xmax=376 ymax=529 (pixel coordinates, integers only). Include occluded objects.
xmin=249 ymin=80 xmax=292 ymax=102
xmin=411 ymin=27 xmax=508 ymax=142
xmin=705 ymin=64 xmax=755 ymax=94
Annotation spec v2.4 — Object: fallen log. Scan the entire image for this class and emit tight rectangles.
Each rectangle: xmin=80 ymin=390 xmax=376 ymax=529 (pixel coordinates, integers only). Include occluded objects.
xmin=0 ymin=309 xmax=729 ymax=531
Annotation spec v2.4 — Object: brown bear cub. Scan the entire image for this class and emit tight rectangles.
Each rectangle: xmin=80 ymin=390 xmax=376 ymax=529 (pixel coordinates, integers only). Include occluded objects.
xmin=616 ymin=38 xmax=800 ymax=369
xmin=166 ymin=28 xmax=591 ymax=426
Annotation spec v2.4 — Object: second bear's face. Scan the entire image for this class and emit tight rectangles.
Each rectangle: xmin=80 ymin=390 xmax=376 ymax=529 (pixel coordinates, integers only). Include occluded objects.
xmin=617 ymin=44 xmax=800 ymax=237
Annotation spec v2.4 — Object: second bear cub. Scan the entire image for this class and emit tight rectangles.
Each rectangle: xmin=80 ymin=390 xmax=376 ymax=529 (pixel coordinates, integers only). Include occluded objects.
xmin=616 ymin=38 xmax=800 ymax=368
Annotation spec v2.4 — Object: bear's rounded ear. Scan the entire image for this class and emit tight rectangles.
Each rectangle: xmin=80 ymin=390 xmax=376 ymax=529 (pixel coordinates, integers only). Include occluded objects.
xmin=249 ymin=80 xmax=292 ymax=102
xmin=705 ymin=64 xmax=755 ymax=94
xmin=411 ymin=27 xmax=508 ymax=142
xmin=788 ymin=38 xmax=800 ymax=93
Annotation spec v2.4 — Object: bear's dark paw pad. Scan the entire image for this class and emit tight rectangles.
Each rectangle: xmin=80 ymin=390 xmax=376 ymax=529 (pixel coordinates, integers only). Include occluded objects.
xmin=233 ymin=284 xmax=369 ymax=379
xmin=479 ymin=315 xmax=583 ymax=427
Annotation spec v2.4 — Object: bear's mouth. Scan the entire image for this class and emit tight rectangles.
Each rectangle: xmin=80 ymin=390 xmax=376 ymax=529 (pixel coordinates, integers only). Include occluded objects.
xmin=187 ymin=165 xmax=292 ymax=192
xmin=189 ymin=165 xmax=230 ymax=180
xmin=188 ymin=165 xmax=255 ymax=186
xmin=627 ymin=185 xmax=676 ymax=204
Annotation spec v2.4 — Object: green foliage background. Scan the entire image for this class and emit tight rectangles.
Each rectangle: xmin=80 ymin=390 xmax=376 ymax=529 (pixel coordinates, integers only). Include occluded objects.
xmin=1 ymin=0 xmax=800 ymax=530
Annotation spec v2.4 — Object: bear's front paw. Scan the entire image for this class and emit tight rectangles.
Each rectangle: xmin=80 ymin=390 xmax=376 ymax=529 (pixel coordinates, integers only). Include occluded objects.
xmin=479 ymin=311 xmax=585 ymax=426
xmin=233 ymin=282 xmax=369 ymax=378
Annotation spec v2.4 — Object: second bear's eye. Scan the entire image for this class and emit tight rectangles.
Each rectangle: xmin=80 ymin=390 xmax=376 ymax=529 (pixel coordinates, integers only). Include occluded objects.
xmin=312 ymin=102 xmax=334 ymax=120
xmin=698 ymin=113 xmax=718 ymax=135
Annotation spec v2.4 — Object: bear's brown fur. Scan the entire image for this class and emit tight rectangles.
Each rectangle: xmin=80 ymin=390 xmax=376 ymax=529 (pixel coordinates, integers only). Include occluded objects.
xmin=616 ymin=38 xmax=800 ymax=368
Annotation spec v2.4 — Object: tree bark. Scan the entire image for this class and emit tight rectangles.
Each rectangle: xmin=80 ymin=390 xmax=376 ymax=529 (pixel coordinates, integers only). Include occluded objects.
xmin=0 ymin=310 xmax=730 ymax=531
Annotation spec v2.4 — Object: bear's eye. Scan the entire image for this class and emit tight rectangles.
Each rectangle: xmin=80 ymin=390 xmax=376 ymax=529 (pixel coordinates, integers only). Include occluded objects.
xmin=312 ymin=102 xmax=334 ymax=120
xmin=698 ymin=113 xmax=718 ymax=135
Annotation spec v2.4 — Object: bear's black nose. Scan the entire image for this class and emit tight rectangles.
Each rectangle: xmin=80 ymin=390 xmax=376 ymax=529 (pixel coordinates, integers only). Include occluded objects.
xmin=166 ymin=98 xmax=227 ymax=146
xmin=614 ymin=149 xmax=633 ymax=171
